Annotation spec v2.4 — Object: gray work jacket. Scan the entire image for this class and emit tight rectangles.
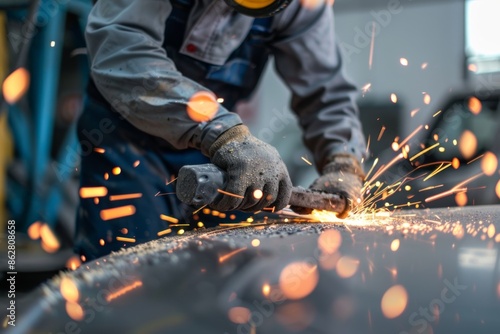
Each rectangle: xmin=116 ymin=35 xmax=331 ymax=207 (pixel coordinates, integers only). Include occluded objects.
xmin=85 ymin=0 xmax=366 ymax=170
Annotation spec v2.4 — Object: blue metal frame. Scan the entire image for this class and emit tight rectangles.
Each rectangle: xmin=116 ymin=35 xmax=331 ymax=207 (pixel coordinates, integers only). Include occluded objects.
xmin=6 ymin=0 xmax=93 ymax=231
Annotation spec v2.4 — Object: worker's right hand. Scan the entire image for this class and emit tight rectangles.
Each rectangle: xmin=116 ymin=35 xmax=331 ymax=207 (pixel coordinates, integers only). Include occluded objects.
xmin=208 ymin=125 xmax=292 ymax=212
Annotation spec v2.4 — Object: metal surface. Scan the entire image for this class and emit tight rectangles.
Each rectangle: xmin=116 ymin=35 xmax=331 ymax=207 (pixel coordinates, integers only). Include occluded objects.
xmin=7 ymin=205 xmax=500 ymax=333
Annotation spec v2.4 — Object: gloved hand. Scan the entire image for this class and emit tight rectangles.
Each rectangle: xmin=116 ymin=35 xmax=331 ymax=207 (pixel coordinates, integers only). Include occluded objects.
xmin=292 ymin=154 xmax=365 ymax=218
xmin=208 ymin=124 xmax=292 ymax=212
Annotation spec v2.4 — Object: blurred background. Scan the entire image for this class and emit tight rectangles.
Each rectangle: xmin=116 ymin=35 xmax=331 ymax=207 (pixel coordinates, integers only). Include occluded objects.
xmin=0 ymin=0 xmax=499 ymax=296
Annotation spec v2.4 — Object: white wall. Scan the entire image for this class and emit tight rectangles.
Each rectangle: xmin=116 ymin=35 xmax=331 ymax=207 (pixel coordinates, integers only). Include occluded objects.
xmin=246 ymin=0 xmax=467 ymax=186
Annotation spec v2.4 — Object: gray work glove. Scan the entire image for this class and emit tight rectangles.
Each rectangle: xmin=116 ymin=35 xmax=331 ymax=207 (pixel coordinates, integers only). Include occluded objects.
xmin=292 ymin=154 xmax=365 ymax=218
xmin=209 ymin=125 xmax=292 ymax=212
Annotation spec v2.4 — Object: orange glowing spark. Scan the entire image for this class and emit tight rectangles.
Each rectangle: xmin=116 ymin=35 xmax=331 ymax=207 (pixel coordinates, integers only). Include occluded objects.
xmin=112 ymin=167 xmax=121 ymax=175
xmin=65 ymin=302 xmax=84 ymax=321
xmin=109 ymin=193 xmax=143 ymax=201
xmin=228 ymin=307 xmax=251 ymax=325
xmin=121 ymin=228 xmax=129 ymax=234
xmin=452 ymin=223 xmax=465 ymax=240
xmin=421 ymin=62 xmax=428 ymax=69
xmin=160 ymin=214 xmax=179 ymax=224
xmin=219 ymin=247 xmax=247 ymax=263
xmin=157 ymin=228 xmax=172 ymax=237
xmin=187 ymin=91 xmax=219 ymax=122
xmin=217 ymin=189 xmax=244 ymax=199
xmin=410 ymin=143 xmax=439 ymax=161
xmin=93 ymin=148 xmax=105 ymax=154
xmin=177 ymin=229 xmax=185 ymax=235
xmin=193 ymin=204 xmax=208 ymax=215
xmin=336 ymin=256 xmax=360 ymax=278
xmin=60 ymin=277 xmax=79 ymax=303
xmin=79 ymin=187 xmax=108 ymax=198
xmin=116 ymin=236 xmax=136 ymax=243
xmin=197 ymin=222 xmax=204 ymax=228
xmin=166 ymin=176 xmax=178 ymax=186
xmin=253 ymin=189 xmax=263 ymax=200
xmin=217 ymin=97 xmax=224 ymax=103
xmin=497 ymin=282 xmax=500 ymax=298
xmin=452 ymin=157 xmax=460 ymax=169
xmin=426 ymin=173 xmax=484 ymax=202
xmin=455 ymin=192 xmax=467 ymax=206
xmin=66 ymin=256 xmax=81 ymax=271
xmin=496 ymin=180 xmax=500 ymax=199
xmin=390 ymin=239 xmax=400 ymax=252
xmin=27 ymin=221 xmax=42 ymax=240
xmin=381 ymin=285 xmax=408 ymax=319
xmin=423 ymin=94 xmax=431 ymax=105
xmin=481 ymin=152 xmax=498 ymax=176
xmin=106 ymin=281 xmax=143 ymax=302
xmin=133 ymin=160 xmax=140 ymax=168
xmin=396 ymin=125 xmax=423 ymax=151
xmin=458 ymin=130 xmax=477 ymax=160
xmin=433 ymin=110 xmax=442 ymax=118
xmin=467 ymin=153 xmax=484 ymax=165
xmin=361 ymin=83 xmax=372 ymax=96
xmin=487 ymin=224 xmax=496 ymax=239
xmin=99 ymin=239 xmax=105 ymax=246
xmin=468 ymin=64 xmax=478 ymax=72
xmin=94 ymin=198 xmax=100 ymax=205
xmin=423 ymin=163 xmax=451 ymax=182
xmin=419 ymin=185 xmax=444 ymax=192
xmin=301 ymin=156 xmax=313 ymax=165
xmin=495 ymin=234 xmax=500 ymax=243
xmin=391 ymin=141 xmax=399 ymax=151
xmin=410 ymin=108 xmax=420 ymax=117
xmin=280 ymin=262 xmax=319 ymax=300
xmin=100 ymin=205 xmax=136 ymax=221
xmin=377 ymin=126 xmax=386 ymax=142
xmin=318 ymin=230 xmax=342 ymax=254
xmin=262 ymin=283 xmax=271 ymax=297
xmin=468 ymin=97 xmax=482 ymax=115
xmin=400 ymin=58 xmax=408 ymax=66
xmin=251 ymin=239 xmax=260 ymax=247
xmin=390 ymin=94 xmax=398 ymax=103
xmin=40 ymin=224 xmax=60 ymax=253
xmin=2 ymin=67 xmax=30 ymax=104
xmin=368 ymin=21 xmax=375 ymax=70
xmin=104 ymin=173 xmax=109 ymax=180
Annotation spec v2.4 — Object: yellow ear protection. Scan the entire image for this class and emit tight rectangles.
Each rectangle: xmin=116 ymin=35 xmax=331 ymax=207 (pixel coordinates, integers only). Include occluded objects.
xmin=224 ymin=0 xmax=292 ymax=17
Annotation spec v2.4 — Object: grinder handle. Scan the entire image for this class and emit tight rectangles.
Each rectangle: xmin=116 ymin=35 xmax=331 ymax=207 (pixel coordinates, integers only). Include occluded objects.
xmin=176 ymin=164 xmax=227 ymax=206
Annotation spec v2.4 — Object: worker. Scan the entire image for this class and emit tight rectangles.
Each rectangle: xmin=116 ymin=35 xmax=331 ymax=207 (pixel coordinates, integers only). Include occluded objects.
xmin=75 ymin=0 xmax=366 ymax=260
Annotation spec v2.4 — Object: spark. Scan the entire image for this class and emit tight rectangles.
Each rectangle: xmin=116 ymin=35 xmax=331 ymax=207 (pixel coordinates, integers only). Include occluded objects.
xmin=157 ymin=228 xmax=172 ymax=237
xmin=368 ymin=21 xmax=376 ymax=69
xmin=2 ymin=67 xmax=30 ymax=104
xmin=193 ymin=204 xmax=208 ymax=215
xmin=381 ymin=285 xmax=408 ymax=319
xmin=109 ymin=193 xmax=143 ymax=201
xmin=112 ymin=167 xmax=121 ymax=175
xmin=433 ymin=110 xmax=442 ymax=117
xmin=424 ymin=219 xmax=442 ymax=225
xmin=366 ymin=153 xmax=404 ymax=186
xmin=425 ymin=172 xmax=484 ymax=202
xmin=409 ymin=143 xmax=439 ymax=161
xmin=160 ymin=214 xmax=179 ymax=224
xmin=116 ymin=236 xmax=136 ymax=243
xmin=60 ymin=277 xmax=79 ymax=302
xmin=361 ymin=83 xmax=372 ymax=96
xmin=100 ymin=205 xmax=136 ymax=220
xmin=421 ymin=62 xmax=428 ymax=69
xmin=423 ymin=163 xmax=451 ymax=182
xmin=217 ymin=189 xmax=244 ymax=199
xmin=366 ymin=135 xmax=371 ymax=155
xmin=133 ymin=160 xmax=140 ymax=167
xmin=170 ymin=224 xmax=190 ymax=227
xmin=65 ymin=302 xmax=84 ymax=321
xmin=177 ymin=229 xmax=185 ymax=235
xmin=106 ymin=281 xmax=143 ymax=302
xmin=40 ymin=224 xmax=60 ymax=253
xmin=66 ymin=256 xmax=81 ymax=270
xmin=364 ymin=158 xmax=379 ymax=182
xmin=187 ymin=91 xmax=219 ymax=122
xmin=410 ymin=108 xmax=420 ymax=117
xmin=154 ymin=191 xmax=176 ymax=197
xmin=251 ymin=239 xmax=260 ymax=247
xmin=217 ymin=97 xmax=224 ymax=103
xmin=481 ymin=152 xmax=498 ymax=176
xmin=467 ymin=153 xmax=484 ymax=165
xmin=79 ymin=187 xmax=108 ymax=198
xmin=27 ymin=221 xmax=42 ymax=240
xmin=377 ymin=126 xmax=386 ymax=141
xmin=468 ymin=97 xmax=482 ymax=115
xmin=419 ymin=184 xmax=444 ymax=192
xmin=104 ymin=173 xmax=109 ymax=180
xmin=400 ymin=58 xmax=408 ymax=66
xmin=459 ymin=130 xmax=477 ymax=159
xmin=390 ymin=93 xmax=398 ymax=103
xmin=468 ymin=64 xmax=478 ymax=72
xmin=228 ymin=307 xmax=251 ymax=324
xmin=395 ymin=125 xmax=423 ymax=150
xmin=99 ymin=239 xmax=105 ymax=246
xmin=423 ymin=93 xmax=431 ymax=105
xmin=219 ymin=247 xmax=247 ymax=263
xmin=93 ymin=148 xmax=105 ymax=153
xmin=301 ymin=156 xmax=313 ymax=165
xmin=166 ymin=177 xmax=178 ymax=186
xmin=262 ymin=283 xmax=271 ymax=297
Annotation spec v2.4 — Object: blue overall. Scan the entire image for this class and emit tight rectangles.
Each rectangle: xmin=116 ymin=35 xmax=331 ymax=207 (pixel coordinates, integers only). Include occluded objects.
xmin=74 ymin=1 xmax=274 ymax=259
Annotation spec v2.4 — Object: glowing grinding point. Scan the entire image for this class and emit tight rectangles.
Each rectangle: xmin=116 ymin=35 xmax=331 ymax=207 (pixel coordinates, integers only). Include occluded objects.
xmin=187 ymin=91 xmax=219 ymax=122
xmin=253 ymin=189 xmax=263 ymax=199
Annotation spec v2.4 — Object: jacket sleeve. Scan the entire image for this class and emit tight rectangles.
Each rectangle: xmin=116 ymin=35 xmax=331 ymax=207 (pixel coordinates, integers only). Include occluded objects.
xmin=271 ymin=2 xmax=366 ymax=171
xmin=85 ymin=0 xmax=242 ymax=156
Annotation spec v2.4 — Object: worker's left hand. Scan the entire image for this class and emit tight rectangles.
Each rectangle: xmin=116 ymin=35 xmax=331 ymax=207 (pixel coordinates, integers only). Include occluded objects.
xmin=292 ymin=154 xmax=365 ymax=218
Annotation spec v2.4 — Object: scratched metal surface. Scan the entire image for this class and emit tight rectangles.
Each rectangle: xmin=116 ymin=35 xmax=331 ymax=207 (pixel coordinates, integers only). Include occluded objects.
xmin=8 ymin=205 xmax=500 ymax=334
